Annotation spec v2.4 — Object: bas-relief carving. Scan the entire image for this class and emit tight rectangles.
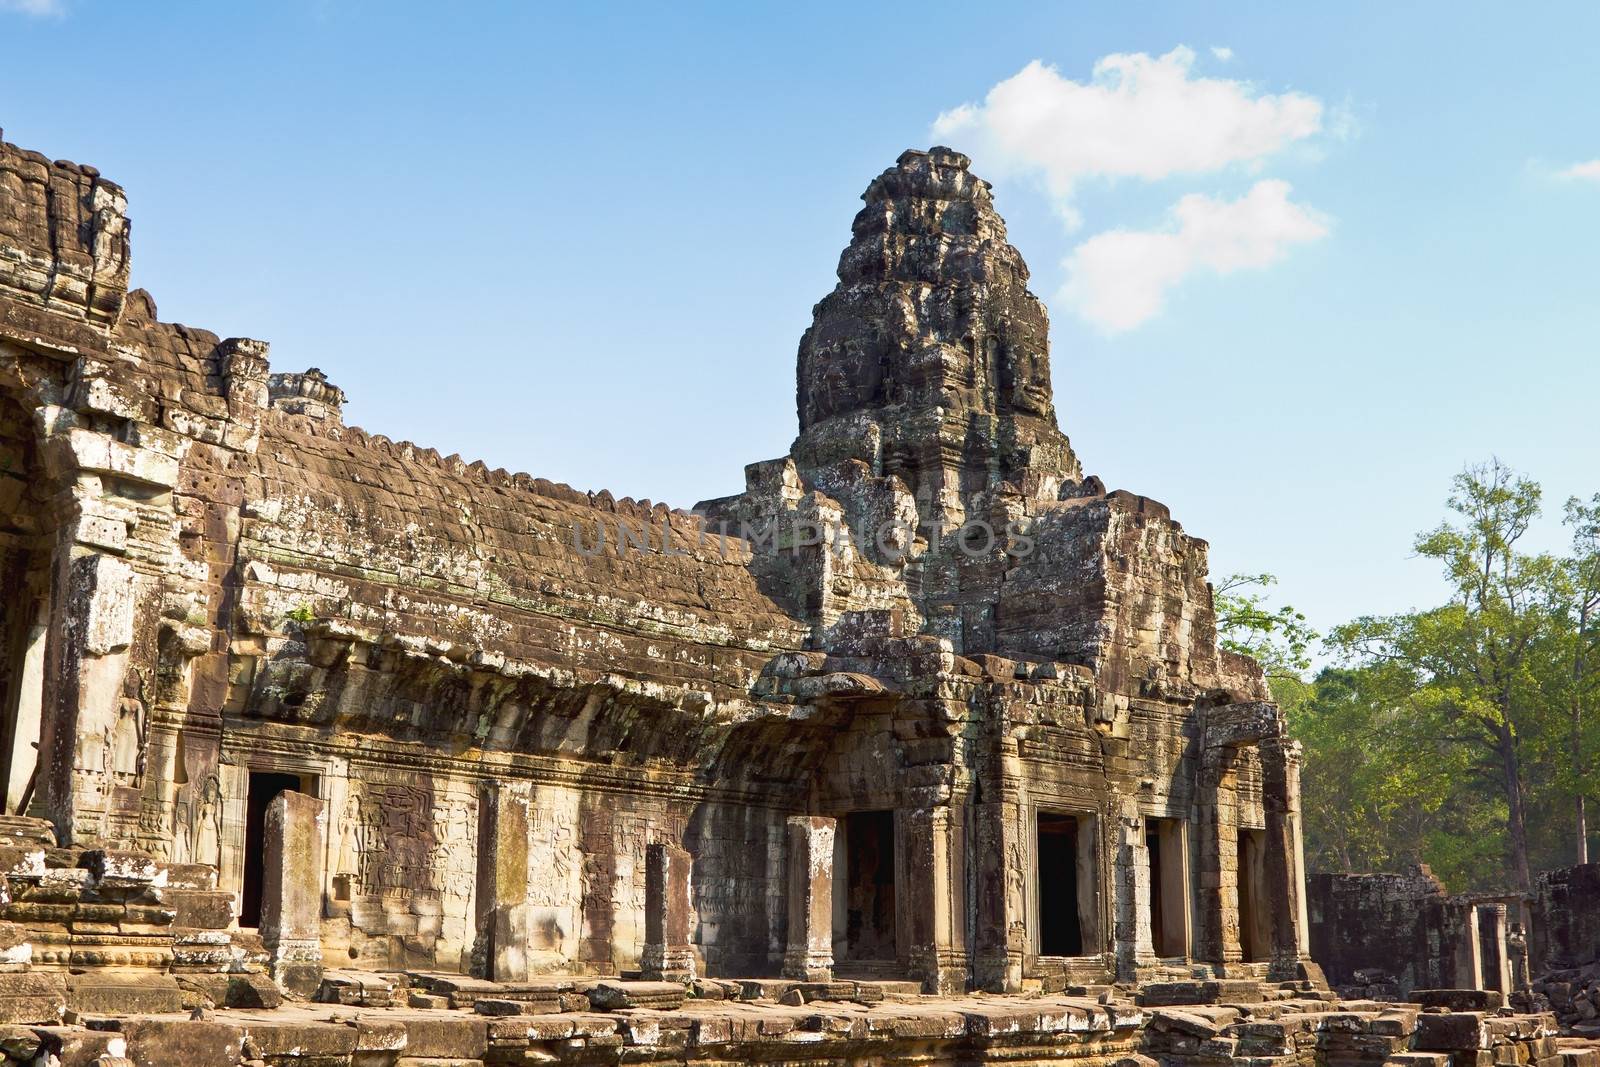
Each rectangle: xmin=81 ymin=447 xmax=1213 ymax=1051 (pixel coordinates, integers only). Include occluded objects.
xmin=526 ymin=784 xmax=581 ymax=962
xmin=356 ymin=783 xmax=436 ymax=894
xmin=193 ymin=773 xmax=223 ymax=868
xmin=327 ymin=774 xmax=478 ymax=964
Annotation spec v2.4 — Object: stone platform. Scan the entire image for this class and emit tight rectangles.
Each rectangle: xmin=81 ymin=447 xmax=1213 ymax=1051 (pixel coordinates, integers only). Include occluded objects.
xmin=0 ymin=970 xmax=1595 ymax=1067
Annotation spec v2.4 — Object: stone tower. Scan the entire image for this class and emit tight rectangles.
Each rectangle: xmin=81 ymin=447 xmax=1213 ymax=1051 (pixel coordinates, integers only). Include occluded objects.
xmin=793 ymin=146 xmax=1082 ymax=528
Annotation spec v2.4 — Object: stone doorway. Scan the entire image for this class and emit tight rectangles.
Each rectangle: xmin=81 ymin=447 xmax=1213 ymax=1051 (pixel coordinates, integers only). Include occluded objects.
xmin=1037 ymin=812 xmax=1083 ymax=956
xmin=1146 ymin=816 xmax=1188 ymax=958
xmin=241 ymin=770 xmax=315 ymax=927
xmin=840 ymin=810 xmax=897 ymax=963
xmin=1238 ymin=829 xmax=1270 ymax=962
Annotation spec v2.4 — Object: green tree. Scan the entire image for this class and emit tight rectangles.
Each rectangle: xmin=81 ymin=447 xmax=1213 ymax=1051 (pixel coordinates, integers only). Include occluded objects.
xmin=1330 ymin=460 xmax=1565 ymax=891
xmin=1561 ymin=494 xmax=1600 ymax=861
xmin=1214 ymin=572 xmax=1318 ymax=713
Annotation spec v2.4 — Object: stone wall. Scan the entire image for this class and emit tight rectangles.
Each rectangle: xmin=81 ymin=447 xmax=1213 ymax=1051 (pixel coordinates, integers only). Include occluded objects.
xmin=1533 ymin=864 xmax=1600 ymax=972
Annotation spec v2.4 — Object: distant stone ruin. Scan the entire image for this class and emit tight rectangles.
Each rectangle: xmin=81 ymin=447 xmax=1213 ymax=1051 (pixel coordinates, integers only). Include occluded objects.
xmin=0 ymin=134 xmax=1588 ymax=1066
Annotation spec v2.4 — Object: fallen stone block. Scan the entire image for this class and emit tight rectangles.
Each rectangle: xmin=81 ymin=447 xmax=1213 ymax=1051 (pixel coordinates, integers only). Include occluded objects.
xmin=1416 ymin=1013 xmax=1491 ymax=1052
xmin=174 ymin=973 xmax=282 ymax=1010
xmin=66 ymin=975 xmax=183 ymax=1017
xmin=0 ymin=971 xmax=65 ymax=1024
xmin=385 ymin=1014 xmax=488 ymax=1059
xmin=30 ymin=1025 xmax=124 ymax=1065
xmin=474 ymin=997 xmax=528 ymax=1016
xmin=583 ymin=980 xmax=686 ymax=1011
xmin=1413 ymin=990 xmax=1507 ymax=1012
xmin=0 ymin=1024 xmax=40 ymax=1061
xmin=313 ymin=968 xmax=397 ymax=1007
xmin=121 ymin=1018 xmax=244 ymax=1067
xmin=239 ymin=1019 xmax=359 ymax=1060
xmin=1388 ymin=1053 xmax=1452 ymax=1067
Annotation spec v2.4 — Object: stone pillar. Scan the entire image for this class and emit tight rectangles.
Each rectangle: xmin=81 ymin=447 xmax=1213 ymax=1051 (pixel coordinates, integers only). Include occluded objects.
xmin=1196 ymin=747 xmax=1243 ymax=968
xmin=782 ymin=816 xmax=835 ymax=981
xmin=1449 ymin=900 xmax=1483 ymax=990
xmin=903 ymin=802 xmax=969 ymax=995
xmin=973 ymin=741 xmax=1026 ymax=992
xmin=260 ymin=790 xmax=325 ymax=996
xmin=641 ymin=842 xmax=695 ymax=982
xmin=36 ymin=551 xmax=136 ymax=844
xmin=1261 ymin=737 xmax=1311 ymax=977
xmin=1113 ymin=799 xmax=1155 ymax=979
xmin=474 ymin=781 xmax=531 ymax=982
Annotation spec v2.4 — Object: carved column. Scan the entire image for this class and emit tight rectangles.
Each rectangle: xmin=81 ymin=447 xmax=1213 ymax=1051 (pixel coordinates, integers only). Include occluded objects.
xmin=902 ymin=801 xmax=969 ymax=995
xmin=641 ymin=842 xmax=695 ymax=982
xmin=261 ymin=790 xmax=326 ymax=996
xmin=1261 ymin=737 xmax=1311 ymax=977
xmin=1112 ymin=798 xmax=1156 ymax=979
xmin=974 ymin=735 xmax=1025 ymax=992
xmin=1196 ymin=745 xmax=1244 ymax=968
xmin=474 ymin=780 xmax=532 ymax=982
xmin=36 ymin=551 xmax=137 ymax=843
xmin=782 ymin=816 xmax=835 ymax=981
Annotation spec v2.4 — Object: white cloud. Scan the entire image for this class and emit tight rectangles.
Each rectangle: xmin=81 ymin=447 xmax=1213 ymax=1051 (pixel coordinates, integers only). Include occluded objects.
xmin=1211 ymin=46 xmax=1234 ymax=62
xmin=1556 ymin=160 xmax=1600 ymax=182
xmin=1061 ymin=179 xmax=1330 ymax=334
xmin=932 ymin=47 xmax=1322 ymax=226
xmin=0 ymin=0 xmax=64 ymax=14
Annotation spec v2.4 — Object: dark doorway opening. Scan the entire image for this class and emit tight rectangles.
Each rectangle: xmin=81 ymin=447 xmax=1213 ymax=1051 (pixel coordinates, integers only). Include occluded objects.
xmin=1038 ymin=812 xmax=1083 ymax=956
xmin=1146 ymin=817 xmax=1186 ymax=957
xmin=240 ymin=770 xmax=311 ymax=927
xmin=844 ymin=810 xmax=896 ymax=961
xmin=1238 ymin=829 xmax=1270 ymax=962
xmin=0 ymin=392 xmax=49 ymax=815
xmin=1477 ymin=906 xmax=1506 ymax=993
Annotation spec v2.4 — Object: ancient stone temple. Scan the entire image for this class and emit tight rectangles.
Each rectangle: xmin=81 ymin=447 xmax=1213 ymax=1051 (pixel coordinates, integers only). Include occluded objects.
xmin=0 ymin=137 xmax=1313 ymax=993
xmin=17 ymin=133 xmax=1559 ymax=1066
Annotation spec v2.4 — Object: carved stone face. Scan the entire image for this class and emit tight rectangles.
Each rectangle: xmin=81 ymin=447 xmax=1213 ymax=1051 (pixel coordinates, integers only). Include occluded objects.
xmin=801 ymin=334 xmax=884 ymax=425
xmin=1000 ymin=343 xmax=1054 ymax=419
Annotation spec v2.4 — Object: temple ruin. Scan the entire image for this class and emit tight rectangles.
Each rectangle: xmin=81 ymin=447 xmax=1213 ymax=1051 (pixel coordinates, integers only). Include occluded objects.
xmin=0 ymin=133 xmax=1595 ymax=1066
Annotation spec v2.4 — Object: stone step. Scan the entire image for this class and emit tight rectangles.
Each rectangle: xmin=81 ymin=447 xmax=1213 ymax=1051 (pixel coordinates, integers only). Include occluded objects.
xmin=1139 ymin=978 xmax=1270 ymax=1006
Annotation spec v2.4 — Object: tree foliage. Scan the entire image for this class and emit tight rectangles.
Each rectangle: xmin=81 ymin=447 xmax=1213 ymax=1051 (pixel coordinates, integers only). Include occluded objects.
xmin=1219 ymin=461 xmax=1600 ymax=892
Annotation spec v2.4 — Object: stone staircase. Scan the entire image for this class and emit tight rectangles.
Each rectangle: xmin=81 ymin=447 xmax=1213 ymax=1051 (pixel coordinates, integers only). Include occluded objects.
xmin=0 ymin=816 xmax=271 ymax=1026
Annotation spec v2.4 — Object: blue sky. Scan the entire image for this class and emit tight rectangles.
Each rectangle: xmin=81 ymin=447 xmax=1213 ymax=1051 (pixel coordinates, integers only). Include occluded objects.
xmin=3 ymin=1 xmax=1597 ymax=644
